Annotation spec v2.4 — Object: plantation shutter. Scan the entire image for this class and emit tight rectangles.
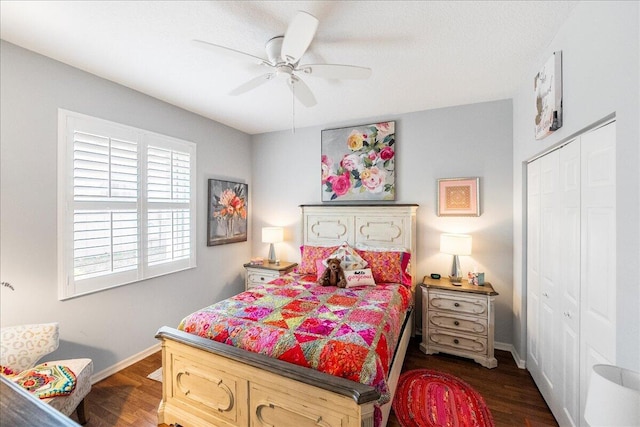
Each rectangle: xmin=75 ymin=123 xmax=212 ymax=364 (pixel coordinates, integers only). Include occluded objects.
xmin=146 ymin=145 xmax=192 ymax=267
xmin=59 ymin=110 xmax=196 ymax=299
xmin=72 ymin=131 xmax=139 ymax=281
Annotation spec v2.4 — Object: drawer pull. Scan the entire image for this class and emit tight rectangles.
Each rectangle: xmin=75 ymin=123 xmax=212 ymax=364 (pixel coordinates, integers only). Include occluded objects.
xmin=255 ymin=401 xmax=331 ymax=427
xmin=260 ymin=277 xmax=265 ymax=281
xmin=454 ymin=302 xmax=460 ymax=307
xmin=454 ymin=321 xmax=460 ymax=326
xmin=453 ymin=339 xmax=460 ymax=345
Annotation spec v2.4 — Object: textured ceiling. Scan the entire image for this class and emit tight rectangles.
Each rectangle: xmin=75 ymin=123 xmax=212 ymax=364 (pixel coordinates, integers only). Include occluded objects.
xmin=0 ymin=1 xmax=577 ymax=134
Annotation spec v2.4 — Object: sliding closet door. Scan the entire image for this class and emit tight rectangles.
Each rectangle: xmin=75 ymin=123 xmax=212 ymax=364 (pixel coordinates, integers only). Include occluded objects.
xmin=579 ymin=122 xmax=616 ymax=426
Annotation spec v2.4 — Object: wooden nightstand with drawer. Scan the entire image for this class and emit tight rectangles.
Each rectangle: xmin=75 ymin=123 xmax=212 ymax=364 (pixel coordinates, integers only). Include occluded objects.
xmin=420 ymin=276 xmax=498 ymax=368
xmin=243 ymin=261 xmax=297 ymax=291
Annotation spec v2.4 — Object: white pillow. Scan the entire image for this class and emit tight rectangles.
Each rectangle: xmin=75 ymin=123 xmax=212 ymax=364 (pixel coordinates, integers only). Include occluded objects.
xmin=345 ymin=268 xmax=376 ymax=288
xmin=324 ymin=242 xmax=368 ymax=270
xmin=353 ymin=242 xmax=410 ymax=252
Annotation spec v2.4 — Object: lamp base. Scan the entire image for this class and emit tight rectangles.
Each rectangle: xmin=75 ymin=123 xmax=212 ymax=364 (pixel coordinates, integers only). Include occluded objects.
xmin=449 ymin=255 xmax=463 ymax=284
xmin=267 ymin=243 xmax=276 ymax=264
xmin=449 ymin=275 xmax=463 ymax=285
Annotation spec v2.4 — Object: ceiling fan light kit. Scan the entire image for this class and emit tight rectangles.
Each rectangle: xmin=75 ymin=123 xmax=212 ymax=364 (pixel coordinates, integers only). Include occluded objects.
xmin=193 ymin=11 xmax=371 ymax=108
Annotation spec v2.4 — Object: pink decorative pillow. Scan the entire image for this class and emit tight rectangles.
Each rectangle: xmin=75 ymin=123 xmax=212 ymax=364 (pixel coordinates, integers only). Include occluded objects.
xmin=344 ymin=268 xmax=376 ymax=288
xmin=315 ymin=259 xmax=327 ymax=278
xmin=297 ymin=245 xmax=339 ymax=275
xmin=355 ymin=249 xmax=412 ymax=286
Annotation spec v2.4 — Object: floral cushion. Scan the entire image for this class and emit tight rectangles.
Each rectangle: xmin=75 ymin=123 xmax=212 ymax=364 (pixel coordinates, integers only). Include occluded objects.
xmin=297 ymin=245 xmax=339 ymax=275
xmin=11 ymin=363 xmax=77 ymax=399
xmin=355 ymin=249 xmax=411 ymax=286
xmin=324 ymin=243 xmax=368 ymax=271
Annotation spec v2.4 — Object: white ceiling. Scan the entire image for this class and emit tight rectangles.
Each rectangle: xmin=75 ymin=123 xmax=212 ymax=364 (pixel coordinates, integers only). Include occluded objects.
xmin=1 ymin=1 xmax=577 ymax=135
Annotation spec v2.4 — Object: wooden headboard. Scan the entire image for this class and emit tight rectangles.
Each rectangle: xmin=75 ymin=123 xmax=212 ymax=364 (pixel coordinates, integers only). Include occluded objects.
xmin=301 ymin=204 xmax=418 ymax=285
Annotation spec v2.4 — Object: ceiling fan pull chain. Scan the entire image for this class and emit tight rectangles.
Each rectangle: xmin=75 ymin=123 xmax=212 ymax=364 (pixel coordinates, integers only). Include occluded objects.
xmin=291 ymin=80 xmax=296 ymax=134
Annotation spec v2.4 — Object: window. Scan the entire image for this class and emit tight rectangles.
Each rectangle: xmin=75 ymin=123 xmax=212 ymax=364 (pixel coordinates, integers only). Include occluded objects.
xmin=58 ymin=110 xmax=196 ymax=299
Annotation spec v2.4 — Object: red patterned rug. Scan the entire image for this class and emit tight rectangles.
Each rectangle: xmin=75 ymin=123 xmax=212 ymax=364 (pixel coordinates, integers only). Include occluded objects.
xmin=392 ymin=369 xmax=494 ymax=427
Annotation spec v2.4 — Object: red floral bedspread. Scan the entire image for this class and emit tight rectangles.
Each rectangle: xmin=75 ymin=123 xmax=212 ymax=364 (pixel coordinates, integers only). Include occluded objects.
xmin=178 ymin=273 xmax=412 ymax=405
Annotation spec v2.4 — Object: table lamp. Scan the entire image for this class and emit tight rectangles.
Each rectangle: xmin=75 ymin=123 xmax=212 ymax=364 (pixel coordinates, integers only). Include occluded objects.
xmin=440 ymin=233 xmax=472 ymax=283
xmin=584 ymin=364 xmax=640 ymax=426
xmin=262 ymin=227 xmax=283 ymax=264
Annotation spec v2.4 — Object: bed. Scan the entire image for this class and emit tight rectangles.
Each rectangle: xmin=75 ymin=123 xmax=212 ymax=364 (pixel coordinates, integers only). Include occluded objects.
xmin=155 ymin=204 xmax=418 ymax=427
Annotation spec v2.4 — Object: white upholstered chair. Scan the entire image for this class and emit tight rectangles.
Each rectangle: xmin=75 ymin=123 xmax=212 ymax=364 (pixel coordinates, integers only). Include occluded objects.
xmin=0 ymin=322 xmax=93 ymax=424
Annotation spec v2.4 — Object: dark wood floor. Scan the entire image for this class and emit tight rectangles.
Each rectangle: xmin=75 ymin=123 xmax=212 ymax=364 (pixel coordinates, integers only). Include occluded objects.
xmin=71 ymin=338 xmax=557 ymax=427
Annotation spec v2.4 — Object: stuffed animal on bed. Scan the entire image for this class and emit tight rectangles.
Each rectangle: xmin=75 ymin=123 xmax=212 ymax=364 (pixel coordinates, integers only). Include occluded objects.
xmin=318 ymin=258 xmax=347 ymax=288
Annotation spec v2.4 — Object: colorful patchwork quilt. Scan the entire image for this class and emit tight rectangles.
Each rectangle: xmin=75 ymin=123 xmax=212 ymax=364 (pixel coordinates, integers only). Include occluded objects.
xmin=179 ymin=273 xmax=412 ymax=406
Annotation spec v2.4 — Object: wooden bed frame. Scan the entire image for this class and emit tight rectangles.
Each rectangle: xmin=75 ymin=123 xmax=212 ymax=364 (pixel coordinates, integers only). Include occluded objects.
xmin=156 ymin=204 xmax=418 ymax=427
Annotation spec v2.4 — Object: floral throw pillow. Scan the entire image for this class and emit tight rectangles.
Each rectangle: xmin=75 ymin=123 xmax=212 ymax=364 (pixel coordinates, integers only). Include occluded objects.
xmin=324 ymin=243 xmax=368 ymax=270
xmin=355 ymin=249 xmax=411 ymax=286
xmin=297 ymin=245 xmax=339 ymax=275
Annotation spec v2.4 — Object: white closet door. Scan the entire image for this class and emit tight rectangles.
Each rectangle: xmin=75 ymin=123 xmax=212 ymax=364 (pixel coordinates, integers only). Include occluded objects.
xmin=580 ymin=122 xmax=616 ymax=426
xmin=528 ymin=149 xmax=564 ymax=416
xmin=527 ymin=160 xmax=541 ymax=373
xmin=539 ymin=149 xmax=562 ymax=414
xmin=559 ymin=140 xmax=581 ymax=427
xmin=526 ymin=121 xmax=617 ymax=427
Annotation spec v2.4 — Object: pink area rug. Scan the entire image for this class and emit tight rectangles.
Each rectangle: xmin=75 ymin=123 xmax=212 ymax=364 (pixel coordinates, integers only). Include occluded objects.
xmin=392 ymin=369 xmax=494 ymax=427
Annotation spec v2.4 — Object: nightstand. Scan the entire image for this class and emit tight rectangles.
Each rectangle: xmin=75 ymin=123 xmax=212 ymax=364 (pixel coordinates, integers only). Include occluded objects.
xmin=243 ymin=261 xmax=297 ymax=291
xmin=420 ymin=276 xmax=499 ymax=368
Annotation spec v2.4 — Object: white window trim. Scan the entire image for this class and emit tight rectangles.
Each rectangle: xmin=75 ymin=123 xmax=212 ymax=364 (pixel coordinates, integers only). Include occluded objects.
xmin=57 ymin=109 xmax=196 ymax=300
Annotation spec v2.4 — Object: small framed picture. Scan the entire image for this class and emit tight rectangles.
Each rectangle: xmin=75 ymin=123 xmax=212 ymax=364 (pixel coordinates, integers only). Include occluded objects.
xmin=437 ymin=177 xmax=480 ymax=217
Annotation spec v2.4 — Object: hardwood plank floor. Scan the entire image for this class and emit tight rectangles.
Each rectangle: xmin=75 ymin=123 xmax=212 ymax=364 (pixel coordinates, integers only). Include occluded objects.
xmin=71 ymin=338 xmax=557 ymax=427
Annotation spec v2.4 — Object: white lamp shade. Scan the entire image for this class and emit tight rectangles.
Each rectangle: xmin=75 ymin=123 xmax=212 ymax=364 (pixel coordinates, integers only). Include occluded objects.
xmin=440 ymin=233 xmax=472 ymax=256
xmin=584 ymin=364 xmax=640 ymax=426
xmin=262 ymin=227 xmax=283 ymax=244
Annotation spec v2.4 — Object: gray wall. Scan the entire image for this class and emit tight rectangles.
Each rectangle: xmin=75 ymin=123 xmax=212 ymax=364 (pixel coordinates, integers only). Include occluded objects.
xmin=511 ymin=1 xmax=640 ymax=370
xmin=0 ymin=41 xmax=252 ymax=375
xmin=250 ymin=101 xmax=515 ymax=345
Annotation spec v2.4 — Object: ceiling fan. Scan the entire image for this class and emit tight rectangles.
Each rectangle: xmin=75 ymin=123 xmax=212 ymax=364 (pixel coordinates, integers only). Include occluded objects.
xmin=193 ymin=11 xmax=372 ymax=107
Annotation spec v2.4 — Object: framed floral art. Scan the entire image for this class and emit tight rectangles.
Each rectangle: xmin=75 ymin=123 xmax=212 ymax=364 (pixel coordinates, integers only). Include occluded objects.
xmin=207 ymin=179 xmax=248 ymax=246
xmin=321 ymin=121 xmax=395 ymax=201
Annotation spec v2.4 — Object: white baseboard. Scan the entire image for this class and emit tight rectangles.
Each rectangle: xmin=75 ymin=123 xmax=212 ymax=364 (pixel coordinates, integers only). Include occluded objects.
xmin=91 ymin=342 xmax=161 ymax=384
xmin=495 ymin=341 xmax=526 ymax=369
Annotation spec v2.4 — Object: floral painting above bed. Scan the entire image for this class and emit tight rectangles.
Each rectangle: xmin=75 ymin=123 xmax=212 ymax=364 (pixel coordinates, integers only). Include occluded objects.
xmin=321 ymin=121 xmax=395 ymax=201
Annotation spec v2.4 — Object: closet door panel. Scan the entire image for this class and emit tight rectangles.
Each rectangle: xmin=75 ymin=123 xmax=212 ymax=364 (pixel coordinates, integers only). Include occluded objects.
xmin=539 ymin=151 xmax=561 ymax=400
xmin=580 ymin=122 xmax=616 ymax=425
xmin=559 ymin=140 xmax=580 ymax=427
xmin=526 ymin=161 xmax=541 ymax=371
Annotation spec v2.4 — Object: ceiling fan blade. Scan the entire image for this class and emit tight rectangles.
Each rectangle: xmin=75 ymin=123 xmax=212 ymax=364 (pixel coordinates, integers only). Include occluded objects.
xmin=298 ymin=64 xmax=372 ymax=80
xmin=287 ymin=75 xmax=317 ymax=107
xmin=192 ymin=39 xmax=269 ymax=65
xmin=281 ymin=11 xmax=319 ymax=63
xmin=229 ymin=73 xmax=274 ymax=96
